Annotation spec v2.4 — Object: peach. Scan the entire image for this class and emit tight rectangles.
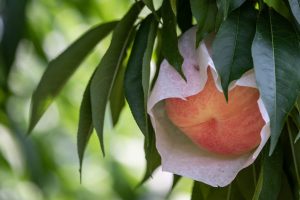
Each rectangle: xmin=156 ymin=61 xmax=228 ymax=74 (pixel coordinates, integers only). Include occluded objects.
xmin=165 ymin=68 xmax=265 ymax=156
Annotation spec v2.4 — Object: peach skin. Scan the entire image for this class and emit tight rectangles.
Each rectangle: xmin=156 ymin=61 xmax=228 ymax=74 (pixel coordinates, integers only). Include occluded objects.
xmin=165 ymin=68 xmax=265 ymax=155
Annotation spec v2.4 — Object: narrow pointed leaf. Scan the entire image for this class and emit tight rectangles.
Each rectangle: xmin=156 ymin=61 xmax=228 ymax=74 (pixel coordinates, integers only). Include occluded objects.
xmin=191 ymin=181 xmax=205 ymax=200
xmin=287 ymin=119 xmax=300 ymax=190
xmin=288 ymin=0 xmax=300 ymax=24
xmin=142 ymin=16 xmax=157 ymax=103
xmin=77 ymin=76 xmax=94 ymax=179
xmin=252 ymin=10 xmax=300 ymax=154
xmin=110 ymin=66 xmax=125 ymax=126
xmin=125 ymin=14 xmax=158 ymax=145
xmin=213 ymin=3 xmax=257 ymax=98
xmin=90 ymin=2 xmax=143 ymax=156
xmin=263 ymin=0 xmax=291 ymax=20
xmin=252 ymin=144 xmax=283 ymax=200
xmin=143 ymin=0 xmax=155 ymax=12
xmin=177 ymin=0 xmax=193 ymax=32
xmin=216 ymin=0 xmax=246 ymax=21
xmin=138 ymin=126 xmax=161 ymax=186
xmin=166 ymin=175 xmax=181 ymax=199
xmin=190 ymin=0 xmax=218 ymax=46
xmin=28 ymin=21 xmax=117 ymax=133
xmin=0 ymin=0 xmax=27 ymax=77
xmin=161 ymin=0 xmax=185 ymax=79
xmin=142 ymin=0 xmax=160 ymax=20
xmin=170 ymin=0 xmax=177 ymax=15
xmin=236 ymin=166 xmax=256 ymax=200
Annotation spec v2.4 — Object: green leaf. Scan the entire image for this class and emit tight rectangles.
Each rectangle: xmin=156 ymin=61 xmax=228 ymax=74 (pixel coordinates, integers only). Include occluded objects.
xmin=190 ymin=0 xmax=218 ymax=46
xmin=295 ymin=131 xmax=300 ymax=144
xmin=251 ymin=9 xmax=300 ymax=154
xmin=287 ymin=119 xmax=300 ymax=190
xmin=138 ymin=126 xmax=161 ymax=186
xmin=142 ymin=17 xmax=157 ymax=102
xmin=161 ymin=0 xmax=185 ymax=79
xmin=0 ymin=0 xmax=27 ymax=77
xmin=28 ymin=21 xmax=117 ymax=133
xmin=143 ymin=0 xmax=155 ymax=12
xmin=252 ymin=144 xmax=283 ymax=200
xmin=171 ymin=174 xmax=181 ymax=190
xmin=176 ymin=0 xmax=193 ymax=32
xmin=77 ymin=76 xmax=94 ymax=180
xmin=278 ymin=171 xmax=295 ymax=200
xmin=216 ymin=0 xmax=246 ymax=20
xmin=236 ymin=165 xmax=257 ymax=200
xmin=109 ymin=66 xmax=125 ymax=126
xmin=142 ymin=0 xmax=160 ymax=20
xmin=166 ymin=175 xmax=181 ymax=199
xmin=263 ymin=0 xmax=291 ymax=20
xmin=170 ymin=0 xmax=177 ymax=15
xmin=191 ymin=181 xmax=205 ymax=200
xmin=90 ymin=2 xmax=143 ymax=156
xmin=212 ymin=2 xmax=257 ymax=99
xmin=288 ymin=0 xmax=300 ymax=24
xmin=125 ymin=14 xmax=157 ymax=145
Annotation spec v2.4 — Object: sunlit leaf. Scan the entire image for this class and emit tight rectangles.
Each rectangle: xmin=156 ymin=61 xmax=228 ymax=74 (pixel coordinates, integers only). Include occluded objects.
xmin=77 ymin=76 xmax=94 ymax=180
xmin=251 ymin=9 xmax=300 ymax=154
xmin=288 ymin=0 xmax=300 ymax=24
xmin=170 ymin=0 xmax=177 ymax=15
xmin=263 ymin=0 xmax=291 ymax=20
xmin=161 ymin=0 xmax=185 ymax=79
xmin=110 ymin=66 xmax=125 ymax=126
xmin=28 ymin=21 xmax=117 ymax=133
xmin=212 ymin=2 xmax=257 ymax=99
xmin=190 ymin=0 xmax=218 ymax=46
xmin=90 ymin=2 xmax=143 ymax=155
xmin=252 ymin=144 xmax=283 ymax=200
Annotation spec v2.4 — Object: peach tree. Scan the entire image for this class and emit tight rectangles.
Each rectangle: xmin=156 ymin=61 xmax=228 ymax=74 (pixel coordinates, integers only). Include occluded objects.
xmin=29 ymin=0 xmax=300 ymax=199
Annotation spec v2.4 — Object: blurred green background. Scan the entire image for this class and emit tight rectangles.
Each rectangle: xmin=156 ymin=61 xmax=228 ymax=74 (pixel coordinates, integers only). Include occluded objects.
xmin=0 ymin=0 xmax=193 ymax=199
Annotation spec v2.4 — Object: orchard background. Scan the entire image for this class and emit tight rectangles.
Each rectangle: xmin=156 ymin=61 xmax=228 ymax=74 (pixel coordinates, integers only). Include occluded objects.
xmin=0 ymin=0 xmax=300 ymax=199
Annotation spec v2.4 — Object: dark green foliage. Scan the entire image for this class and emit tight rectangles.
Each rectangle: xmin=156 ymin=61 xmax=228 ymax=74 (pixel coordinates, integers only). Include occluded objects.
xmin=161 ymin=0 xmax=185 ymax=79
xmin=288 ymin=0 xmax=300 ymax=24
xmin=0 ymin=0 xmax=28 ymax=84
xmin=124 ymin=14 xmax=158 ymax=144
xmin=213 ymin=2 xmax=257 ymax=99
xmin=90 ymin=2 xmax=143 ymax=155
xmin=253 ymin=143 xmax=283 ymax=200
xmin=190 ymin=0 xmax=219 ymax=46
xmin=138 ymin=126 xmax=161 ymax=186
xmin=177 ymin=0 xmax=193 ymax=32
xmin=216 ymin=0 xmax=246 ymax=20
xmin=28 ymin=21 xmax=118 ymax=133
xmin=77 ymin=76 xmax=94 ymax=180
xmin=252 ymin=9 xmax=300 ymax=154
xmin=110 ymin=66 xmax=126 ymax=126
xmin=24 ymin=0 xmax=300 ymax=199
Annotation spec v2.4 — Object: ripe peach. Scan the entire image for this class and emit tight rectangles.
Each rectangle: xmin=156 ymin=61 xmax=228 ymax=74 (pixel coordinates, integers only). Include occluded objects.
xmin=165 ymin=68 xmax=265 ymax=156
